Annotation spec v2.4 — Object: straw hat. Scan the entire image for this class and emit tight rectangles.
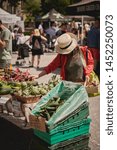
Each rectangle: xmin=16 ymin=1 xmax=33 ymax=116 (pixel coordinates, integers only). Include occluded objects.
xmin=56 ymin=33 xmax=78 ymax=54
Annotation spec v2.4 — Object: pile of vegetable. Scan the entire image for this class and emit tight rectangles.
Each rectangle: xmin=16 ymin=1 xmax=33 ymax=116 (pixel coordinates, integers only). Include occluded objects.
xmin=14 ymin=75 xmax=61 ymax=97
xmin=0 ymin=75 xmax=61 ymax=97
xmin=35 ymin=96 xmax=64 ymax=121
xmin=0 ymin=68 xmax=33 ymax=82
xmin=0 ymin=81 xmax=13 ymax=95
xmin=88 ymin=71 xmax=99 ymax=86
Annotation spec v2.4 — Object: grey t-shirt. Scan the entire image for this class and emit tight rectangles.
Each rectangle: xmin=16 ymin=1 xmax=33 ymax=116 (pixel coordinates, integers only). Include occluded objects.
xmin=0 ymin=27 xmax=12 ymax=60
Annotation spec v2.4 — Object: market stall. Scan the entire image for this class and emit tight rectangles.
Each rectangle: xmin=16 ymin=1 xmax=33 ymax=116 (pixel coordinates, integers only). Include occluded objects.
xmin=0 ymin=68 xmax=61 ymax=127
xmin=0 ymin=67 xmax=99 ymax=149
xmin=67 ymin=0 xmax=100 ymax=17
xmin=41 ymin=8 xmax=64 ymax=22
xmin=67 ymin=0 xmax=100 ymax=45
xmin=0 ymin=8 xmax=21 ymax=27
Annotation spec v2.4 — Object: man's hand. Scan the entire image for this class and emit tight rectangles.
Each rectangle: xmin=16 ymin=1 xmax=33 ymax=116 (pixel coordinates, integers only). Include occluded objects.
xmin=29 ymin=75 xmax=39 ymax=80
xmin=0 ymin=39 xmax=6 ymax=48
xmin=84 ymin=75 xmax=90 ymax=87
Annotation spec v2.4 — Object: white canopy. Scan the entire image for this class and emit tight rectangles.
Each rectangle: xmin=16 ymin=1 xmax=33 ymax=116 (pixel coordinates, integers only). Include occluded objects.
xmin=41 ymin=8 xmax=64 ymax=21
xmin=0 ymin=8 xmax=21 ymax=24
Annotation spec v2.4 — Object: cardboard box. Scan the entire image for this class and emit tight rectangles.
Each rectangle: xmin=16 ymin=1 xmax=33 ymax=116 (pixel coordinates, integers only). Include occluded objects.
xmin=0 ymin=96 xmax=11 ymax=113
xmin=22 ymin=102 xmax=39 ymax=123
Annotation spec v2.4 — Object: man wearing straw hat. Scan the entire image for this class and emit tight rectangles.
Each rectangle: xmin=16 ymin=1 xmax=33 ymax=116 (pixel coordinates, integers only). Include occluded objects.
xmin=35 ymin=33 xmax=94 ymax=85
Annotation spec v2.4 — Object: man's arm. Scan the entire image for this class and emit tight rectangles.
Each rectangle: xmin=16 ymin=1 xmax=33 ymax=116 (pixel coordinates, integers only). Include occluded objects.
xmin=0 ymin=39 xmax=6 ymax=48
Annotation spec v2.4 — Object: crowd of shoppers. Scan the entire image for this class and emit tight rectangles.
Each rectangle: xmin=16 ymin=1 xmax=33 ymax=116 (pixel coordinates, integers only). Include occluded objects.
xmin=0 ymin=18 xmax=100 ymax=80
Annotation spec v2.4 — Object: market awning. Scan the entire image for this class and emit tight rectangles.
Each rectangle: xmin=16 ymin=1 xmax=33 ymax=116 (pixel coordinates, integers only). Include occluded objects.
xmin=41 ymin=8 xmax=64 ymax=21
xmin=67 ymin=0 xmax=100 ymax=17
xmin=66 ymin=15 xmax=95 ymax=21
xmin=0 ymin=8 xmax=21 ymax=24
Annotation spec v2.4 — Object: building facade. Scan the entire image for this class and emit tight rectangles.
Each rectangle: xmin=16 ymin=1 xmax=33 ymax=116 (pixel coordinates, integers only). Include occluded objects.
xmin=0 ymin=0 xmax=23 ymax=17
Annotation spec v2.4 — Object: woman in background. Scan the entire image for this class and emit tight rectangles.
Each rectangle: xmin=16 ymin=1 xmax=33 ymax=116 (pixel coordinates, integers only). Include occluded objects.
xmin=30 ymin=29 xmax=47 ymax=69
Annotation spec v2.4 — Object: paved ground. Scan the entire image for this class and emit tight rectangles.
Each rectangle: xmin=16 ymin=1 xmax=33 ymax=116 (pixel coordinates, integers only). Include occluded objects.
xmin=0 ymin=52 xmax=100 ymax=150
xmin=89 ymin=96 xmax=100 ymax=150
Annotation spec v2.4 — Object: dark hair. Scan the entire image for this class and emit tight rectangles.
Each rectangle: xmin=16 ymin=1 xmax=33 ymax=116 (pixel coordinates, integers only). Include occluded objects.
xmin=0 ymin=20 xmax=2 ymax=24
xmin=60 ymin=22 xmax=67 ymax=27
xmin=17 ymin=27 xmax=23 ymax=33
xmin=71 ymin=28 xmax=78 ymax=35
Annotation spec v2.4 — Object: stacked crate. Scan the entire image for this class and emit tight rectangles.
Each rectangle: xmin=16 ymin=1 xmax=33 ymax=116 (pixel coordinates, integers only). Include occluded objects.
xmin=30 ymin=81 xmax=91 ymax=150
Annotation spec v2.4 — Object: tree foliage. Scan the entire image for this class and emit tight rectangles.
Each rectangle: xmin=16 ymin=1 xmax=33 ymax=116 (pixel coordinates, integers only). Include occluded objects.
xmin=41 ymin=0 xmax=71 ymax=14
xmin=23 ymin=0 xmax=81 ymax=16
xmin=23 ymin=0 xmax=41 ymax=16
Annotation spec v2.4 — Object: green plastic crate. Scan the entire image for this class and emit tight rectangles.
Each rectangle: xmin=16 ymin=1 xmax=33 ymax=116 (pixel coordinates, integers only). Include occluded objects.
xmin=30 ymin=134 xmax=90 ymax=150
xmin=34 ymin=118 xmax=91 ymax=145
xmin=30 ymin=102 xmax=89 ymax=134
xmin=47 ymin=102 xmax=89 ymax=131
xmin=29 ymin=134 xmax=90 ymax=150
xmin=32 ymin=81 xmax=88 ymax=129
xmin=49 ymin=134 xmax=90 ymax=150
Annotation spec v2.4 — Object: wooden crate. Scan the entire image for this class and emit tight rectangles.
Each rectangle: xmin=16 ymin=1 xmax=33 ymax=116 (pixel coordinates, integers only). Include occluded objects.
xmin=29 ymin=114 xmax=47 ymax=132
xmin=85 ymin=84 xmax=100 ymax=94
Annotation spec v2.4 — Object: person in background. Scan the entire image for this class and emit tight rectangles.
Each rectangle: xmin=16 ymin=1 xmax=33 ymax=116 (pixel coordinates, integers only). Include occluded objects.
xmin=53 ymin=21 xmax=59 ymax=33
xmin=56 ymin=22 xmax=68 ymax=37
xmin=38 ymin=22 xmax=44 ymax=35
xmin=71 ymin=18 xmax=78 ymax=29
xmin=45 ymin=21 xmax=57 ymax=50
xmin=16 ymin=27 xmax=24 ymax=59
xmin=16 ymin=34 xmax=30 ymax=66
xmin=35 ymin=33 xmax=94 ymax=86
xmin=71 ymin=28 xmax=78 ymax=39
xmin=16 ymin=27 xmax=24 ymax=41
xmin=0 ymin=20 xmax=12 ymax=69
xmin=78 ymin=23 xmax=82 ymax=41
xmin=30 ymin=29 xmax=47 ymax=69
xmin=13 ymin=24 xmax=19 ymax=32
xmin=12 ymin=29 xmax=18 ymax=51
xmin=87 ymin=18 xmax=100 ymax=78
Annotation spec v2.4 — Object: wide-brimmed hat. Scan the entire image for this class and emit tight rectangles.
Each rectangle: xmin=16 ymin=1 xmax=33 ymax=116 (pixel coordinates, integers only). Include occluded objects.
xmin=55 ymin=33 xmax=78 ymax=54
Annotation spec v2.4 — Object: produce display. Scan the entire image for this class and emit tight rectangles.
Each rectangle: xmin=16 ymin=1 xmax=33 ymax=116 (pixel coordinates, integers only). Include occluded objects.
xmin=0 ymin=81 xmax=12 ymax=95
xmin=0 ymin=69 xmax=61 ymax=97
xmin=85 ymin=71 xmax=100 ymax=95
xmin=88 ymin=71 xmax=99 ymax=86
xmin=0 ymin=68 xmax=91 ymax=150
xmin=0 ymin=68 xmax=33 ymax=82
xmin=14 ymin=75 xmax=61 ymax=97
